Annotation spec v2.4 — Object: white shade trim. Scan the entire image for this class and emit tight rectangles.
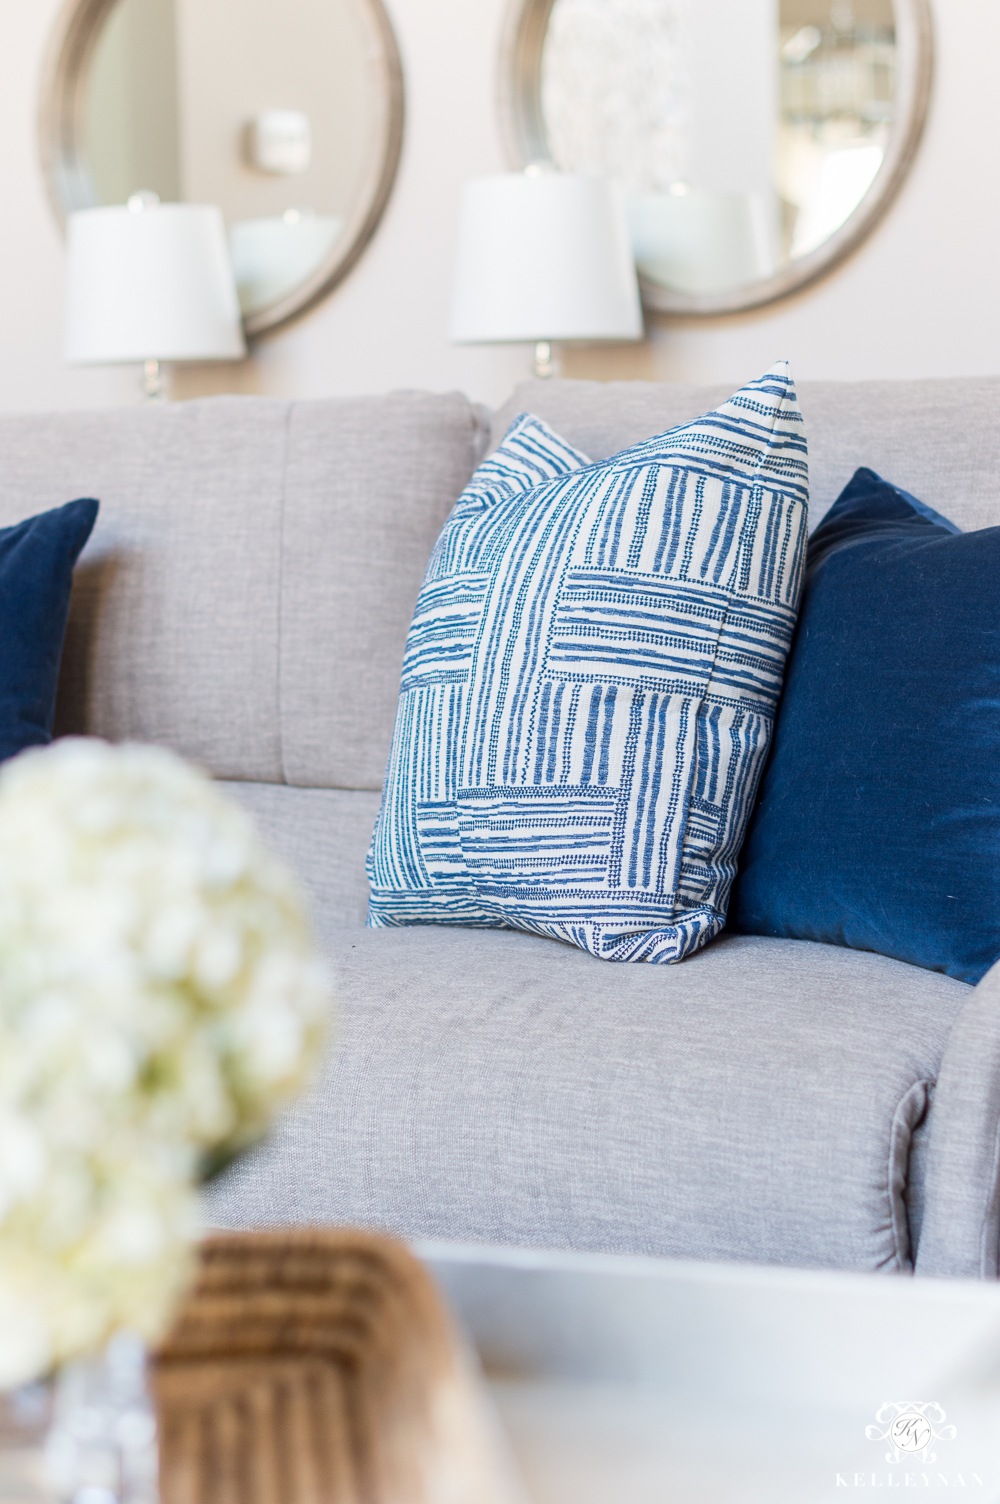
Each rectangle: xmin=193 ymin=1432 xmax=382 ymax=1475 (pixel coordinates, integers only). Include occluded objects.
xmin=64 ymin=202 xmax=246 ymax=365
xmin=449 ymin=173 xmax=642 ymax=345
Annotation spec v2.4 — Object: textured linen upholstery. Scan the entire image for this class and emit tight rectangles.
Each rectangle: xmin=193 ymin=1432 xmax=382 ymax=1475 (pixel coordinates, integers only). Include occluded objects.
xmin=492 ymin=376 xmax=1000 ymax=533
xmin=219 ymin=781 xmax=379 ymax=937
xmin=0 ymin=393 xmax=490 ymax=787
xmin=206 ymin=926 xmax=969 ymax=1272
xmin=1 ymin=399 xmax=289 ymax=781
xmin=277 ymin=396 xmax=492 ymax=790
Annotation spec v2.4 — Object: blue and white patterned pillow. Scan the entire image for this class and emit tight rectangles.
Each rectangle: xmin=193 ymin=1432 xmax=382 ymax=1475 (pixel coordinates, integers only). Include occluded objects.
xmin=458 ymin=410 xmax=592 ymax=510
xmin=368 ymin=363 xmax=809 ymax=963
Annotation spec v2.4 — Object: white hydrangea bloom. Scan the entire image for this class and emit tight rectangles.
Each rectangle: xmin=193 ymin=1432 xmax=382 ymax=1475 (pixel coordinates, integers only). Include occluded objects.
xmin=0 ymin=739 xmax=332 ymax=1386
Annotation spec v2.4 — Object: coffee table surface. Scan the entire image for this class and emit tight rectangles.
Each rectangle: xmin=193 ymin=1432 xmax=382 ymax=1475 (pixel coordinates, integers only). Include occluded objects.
xmin=420 ymin=1242 xmax=1000 ymax=1504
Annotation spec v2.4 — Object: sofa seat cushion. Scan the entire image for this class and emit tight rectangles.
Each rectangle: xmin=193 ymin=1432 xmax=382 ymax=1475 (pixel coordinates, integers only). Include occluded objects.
xmin=206 ymin=927 xmax=969 ymax=1271
xmin=218 ymin=781 xmax=380 ymax=932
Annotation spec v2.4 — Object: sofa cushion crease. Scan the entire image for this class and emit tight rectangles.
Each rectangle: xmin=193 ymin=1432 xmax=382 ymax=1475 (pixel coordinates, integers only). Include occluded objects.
xmin=916 ymin=956 xmax=1000 ymax=1278
xmin=278 ymin=391 xmax=493 ymax=791
xmin=887 ymin=1079 xmax=930 ymax=1272
xmin=274 ymin=399 xmax=294 ymax=788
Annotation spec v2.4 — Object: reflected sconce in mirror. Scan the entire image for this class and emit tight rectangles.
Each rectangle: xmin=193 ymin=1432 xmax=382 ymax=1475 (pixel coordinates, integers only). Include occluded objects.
xmin=499 ymin=0 xmax=933 ymax=317
xmin=450 ymin=171 xmax=643 ymax=378
xmin=41 ymin=0 xmax=404 ymax=338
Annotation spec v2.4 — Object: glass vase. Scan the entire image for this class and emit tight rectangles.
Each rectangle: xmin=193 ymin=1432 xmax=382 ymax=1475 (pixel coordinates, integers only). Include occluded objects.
xmin=44 ymin=1334 xmax=158 ymax=1504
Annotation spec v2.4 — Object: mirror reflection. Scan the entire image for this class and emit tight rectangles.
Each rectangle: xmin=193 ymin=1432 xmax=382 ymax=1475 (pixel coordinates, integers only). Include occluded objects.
xmin=539 ymin=0 xmax=897 ymax=299
xmin=83 ymin=0 xmax=382 ymax=318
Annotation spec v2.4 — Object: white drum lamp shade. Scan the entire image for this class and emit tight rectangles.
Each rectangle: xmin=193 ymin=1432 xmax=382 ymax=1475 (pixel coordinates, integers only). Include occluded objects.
xmin=64 ymin=202 xmax=246 ymax=365
xmin=449 ymin=173 xmax=642 ymax=345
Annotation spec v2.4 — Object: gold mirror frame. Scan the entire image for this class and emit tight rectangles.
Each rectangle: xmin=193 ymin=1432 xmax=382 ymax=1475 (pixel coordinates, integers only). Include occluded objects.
xmin=499 ymin=0 xmax=933 ymax=317
xmin=39 ymin=0 xmax=405 ymax=339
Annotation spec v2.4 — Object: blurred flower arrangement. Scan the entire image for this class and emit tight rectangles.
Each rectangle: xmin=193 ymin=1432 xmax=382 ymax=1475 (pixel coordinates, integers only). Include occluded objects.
xmin=0 ymin=738 xmax=332 ymax=1392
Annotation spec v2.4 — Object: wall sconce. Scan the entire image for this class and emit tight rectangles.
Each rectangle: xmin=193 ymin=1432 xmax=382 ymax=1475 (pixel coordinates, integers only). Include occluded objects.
xmin=449 ymin=170 xmax=642 ymax=378
xmin=63 ymin=195 xmax=246 ymax=400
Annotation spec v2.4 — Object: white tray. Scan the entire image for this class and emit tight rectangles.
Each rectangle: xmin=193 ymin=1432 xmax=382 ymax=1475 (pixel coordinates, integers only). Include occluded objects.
xmin=418 ymin=1241 xmax=1000 ymax=1503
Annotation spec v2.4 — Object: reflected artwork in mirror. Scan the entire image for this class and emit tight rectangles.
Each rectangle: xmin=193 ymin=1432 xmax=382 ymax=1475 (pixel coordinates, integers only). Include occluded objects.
xmin=41 ymin=0 xmax=404 ymax=336
xmin=501 ymin=0 xmax=932 ymax=314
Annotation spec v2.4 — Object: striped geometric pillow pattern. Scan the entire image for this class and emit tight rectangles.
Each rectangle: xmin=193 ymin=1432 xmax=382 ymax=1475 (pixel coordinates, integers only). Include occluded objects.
xmin=454 ymin=410 xmax=592 ymax=509
xmin=368 ymin=363 xmax=809 ymax=963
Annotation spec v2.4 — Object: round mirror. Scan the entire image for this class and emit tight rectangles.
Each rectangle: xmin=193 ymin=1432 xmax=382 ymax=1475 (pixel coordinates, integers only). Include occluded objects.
xmin=501 ymin=0 xmax=932 ymax=315
xmin=41 ymin=0 xmax=404 ymax=337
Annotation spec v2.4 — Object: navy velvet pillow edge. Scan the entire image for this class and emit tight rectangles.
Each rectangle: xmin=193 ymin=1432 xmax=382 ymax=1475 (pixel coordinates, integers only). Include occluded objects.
xmin=726 ymin=467 xmax=1000 ymax=985
xmin=0 ymin=497 xmax=100 ymax=761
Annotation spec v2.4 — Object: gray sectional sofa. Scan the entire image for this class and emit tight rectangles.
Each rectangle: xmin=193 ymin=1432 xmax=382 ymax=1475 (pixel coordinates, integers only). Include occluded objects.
xmin=3 ymin=375 xmax=999 ymax=1279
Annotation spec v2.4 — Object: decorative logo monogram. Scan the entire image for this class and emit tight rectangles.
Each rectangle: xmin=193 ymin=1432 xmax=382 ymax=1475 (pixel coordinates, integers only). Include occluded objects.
xmin=866 ymin=1403 xmax=957 ymax=1464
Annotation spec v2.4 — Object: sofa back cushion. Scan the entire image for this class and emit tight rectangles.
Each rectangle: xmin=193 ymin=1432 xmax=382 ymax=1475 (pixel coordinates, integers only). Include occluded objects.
xmin=491 ymin=375 xmax=1000 ymax=534
xmin=0 ymin=393 xmax=489 ymax=788
xmin=4 ymin=376 xmax=997 ymax=793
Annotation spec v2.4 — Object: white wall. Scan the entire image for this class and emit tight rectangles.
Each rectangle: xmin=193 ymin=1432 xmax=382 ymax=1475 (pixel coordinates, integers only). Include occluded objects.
xmin=1 ymin=0 xmax=997 ymax=414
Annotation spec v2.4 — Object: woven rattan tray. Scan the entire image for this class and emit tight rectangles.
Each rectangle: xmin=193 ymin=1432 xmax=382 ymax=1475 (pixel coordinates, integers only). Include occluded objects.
xmin=153 ymin=1230 xmax=523 ymax=1504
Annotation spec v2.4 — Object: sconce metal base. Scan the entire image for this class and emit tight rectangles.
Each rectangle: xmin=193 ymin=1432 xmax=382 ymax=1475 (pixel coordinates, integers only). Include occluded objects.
xmin=142 ymin=359 xmax=165 ymax=402
xmin=533 ymin=340 xmax=555 ymax=379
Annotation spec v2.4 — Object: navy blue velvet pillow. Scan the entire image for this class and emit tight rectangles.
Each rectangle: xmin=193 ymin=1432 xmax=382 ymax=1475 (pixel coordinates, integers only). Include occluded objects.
xmin=0 ymin=498 xmax=99 ymax=761
xmin=728 ymin=467 xmax=1000 ymax=984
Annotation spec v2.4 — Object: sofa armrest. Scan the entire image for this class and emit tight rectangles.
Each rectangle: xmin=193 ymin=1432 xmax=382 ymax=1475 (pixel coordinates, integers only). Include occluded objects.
xmin=915 ymin=959 xmax=1000 ymax=1277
